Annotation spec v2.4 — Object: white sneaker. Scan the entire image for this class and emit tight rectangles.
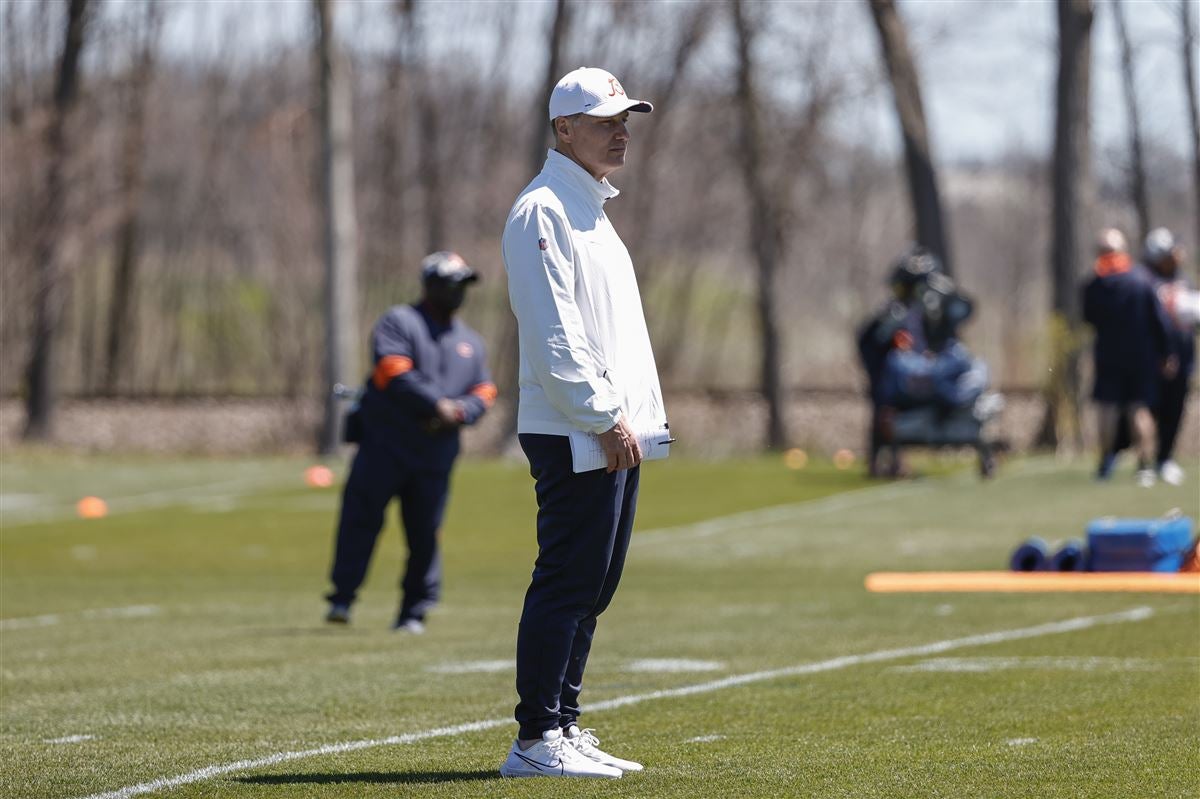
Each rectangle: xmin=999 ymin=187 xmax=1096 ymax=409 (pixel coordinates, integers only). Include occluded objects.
xmin=1159 ymin=460 xmax=1186 ymax=487
xmin=499 ymin=728 xmax=622 ymax=779
xmin=564 ymin=725 xmax=644 ymax=772
xmin=392 ymin=617 xmax=424 ymax=634
xmin=1135 ymin=468 xmax=1157 ymax=488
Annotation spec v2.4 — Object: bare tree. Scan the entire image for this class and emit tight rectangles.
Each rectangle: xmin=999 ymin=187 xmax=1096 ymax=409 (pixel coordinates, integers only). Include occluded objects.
xmin=103 ymin=0 xmax=162 ymax=396
xmin=529 ymin=0 xmax=572 ymax=176
xmin=628 ymin=4 xmax=712 ymax=266
xmin=23 ymin=0 xmax=91 ymax=440
xmin=1182 ymin=0 xmax=1200 ymax=261
xmin=315 ymin=0 xmax=360 ymax=454
xmin=731 ymin=0 xmax=789 ymax=450
xmin=400 ymin=2 xmax=446 ymax=255
xmin=866 ymin=0 xmax=951 ymax=274
xmin=1110 ymin=0 xmax=1149 ymax=245
xmin=493 ymin=0 xmax=573 ymax=451
xmin=1038 ymin=0 xmax=1094 ymax=452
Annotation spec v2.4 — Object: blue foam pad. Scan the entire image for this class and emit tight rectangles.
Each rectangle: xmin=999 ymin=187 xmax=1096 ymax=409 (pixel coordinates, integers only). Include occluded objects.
xmin=1010 ymin=537 xmax=1049 ymax=572
xmin=1051 ymin=539 xmax=1086 ymax=572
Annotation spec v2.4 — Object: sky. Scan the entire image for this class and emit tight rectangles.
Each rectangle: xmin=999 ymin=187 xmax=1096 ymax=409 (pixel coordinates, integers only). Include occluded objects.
xmin=7 ymin=0 xmax=1193 ymax=165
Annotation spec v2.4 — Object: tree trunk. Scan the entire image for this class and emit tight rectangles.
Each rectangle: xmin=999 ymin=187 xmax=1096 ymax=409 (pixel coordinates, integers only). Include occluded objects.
xmin=104 ymin=0 xmax=161 ymax=396
xmin=492 ymin=0 xmax=572 ymax=452
xmin=1111 ymin=0 xmax=1149 ymax=246
xmin=1182 ymin=0 xmax=1200 ymax=265
xmin=866 ymin=0 xmax=951 ymax=275
xmin=23 ymin=0 xmax=91 ymax=440
xmin=1037 ymin=0 xmax=1093 ymax=452
xmin=315 ymin=0 xmax=360 ymax=455
xmin=528 ymin=0 xmax=571 ymax=176
xmin=731 ymin=0 xmax=788 ymax=450
xmin=404 ymin=3 xmax=445 ymax=255
xmin=628 ymin=4 xmax=711 ymax=268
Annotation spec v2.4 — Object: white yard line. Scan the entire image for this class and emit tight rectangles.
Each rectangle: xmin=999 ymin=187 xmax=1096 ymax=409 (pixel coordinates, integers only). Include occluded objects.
xmin=0 ymin=605 xmax=160 ymax=631
xmin=76 ymin=605 xmax=1154 ymax=799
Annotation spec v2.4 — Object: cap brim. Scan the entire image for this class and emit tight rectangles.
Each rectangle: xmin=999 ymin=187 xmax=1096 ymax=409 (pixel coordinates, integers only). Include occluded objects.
xmin=425 ymin=271 xmax=479 ymax=284
xmin=583 ymin=98 xmax=653 ymax=117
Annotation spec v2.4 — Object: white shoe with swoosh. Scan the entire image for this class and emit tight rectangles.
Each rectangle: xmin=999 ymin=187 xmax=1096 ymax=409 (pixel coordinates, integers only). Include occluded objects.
xmin=564 ymin=725 xmax=644 ymax=772
xmin=499 ymin=728 xmax=622 ymax=779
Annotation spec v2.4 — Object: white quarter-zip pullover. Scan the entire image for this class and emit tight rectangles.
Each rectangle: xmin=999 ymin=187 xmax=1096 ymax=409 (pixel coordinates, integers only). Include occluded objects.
xmin=502 ymin=149 xmax=666 ymax=436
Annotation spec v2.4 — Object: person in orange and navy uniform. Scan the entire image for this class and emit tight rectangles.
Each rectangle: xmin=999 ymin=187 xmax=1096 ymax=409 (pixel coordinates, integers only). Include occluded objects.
xmin=855 ymin=246 xmax=938 ymax=477
xmin=1082 ymin=228 xmax=1173 ymax=486
xmin=325 ymin=251 xmax=497 ymax=633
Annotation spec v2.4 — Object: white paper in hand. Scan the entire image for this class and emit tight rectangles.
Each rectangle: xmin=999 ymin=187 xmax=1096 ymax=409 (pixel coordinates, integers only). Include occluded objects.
xmin=568 ymin=424 xmax=673 ymax=473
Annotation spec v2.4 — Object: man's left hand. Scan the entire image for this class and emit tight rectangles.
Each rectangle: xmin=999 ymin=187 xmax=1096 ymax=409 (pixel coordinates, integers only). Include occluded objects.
xmin=430 ymin=398 xmax=466 ymax=430
xmin=598 ymin=417 xmax=642 ymax=473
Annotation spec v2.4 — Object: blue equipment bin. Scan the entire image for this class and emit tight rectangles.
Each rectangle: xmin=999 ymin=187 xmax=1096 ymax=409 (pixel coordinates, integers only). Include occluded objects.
xmin=1085 ymin=516 xmax=1194 ymax=572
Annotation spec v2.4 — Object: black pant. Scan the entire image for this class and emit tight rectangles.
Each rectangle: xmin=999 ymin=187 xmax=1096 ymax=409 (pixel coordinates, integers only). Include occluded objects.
xmin=514 ymin=434 xmax=640 ymax=740
xmin=1156 ymin=375 xmax=1191 ymax=464
xmin=327 ymin=439 xmax=450 ymax=621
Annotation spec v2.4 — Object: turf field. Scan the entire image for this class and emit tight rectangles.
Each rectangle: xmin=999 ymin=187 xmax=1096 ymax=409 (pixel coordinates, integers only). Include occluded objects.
xmin=1 ymin=453 xmax=1198 ymax=799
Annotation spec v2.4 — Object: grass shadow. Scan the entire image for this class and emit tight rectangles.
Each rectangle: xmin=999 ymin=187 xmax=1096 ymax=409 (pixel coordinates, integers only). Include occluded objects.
xmin=234 ymin=769 xmax=497 ymax=786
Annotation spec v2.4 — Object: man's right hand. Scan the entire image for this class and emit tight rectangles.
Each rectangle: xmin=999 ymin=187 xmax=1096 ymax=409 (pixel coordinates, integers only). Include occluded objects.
xmin=598 ymin=417 xmax=642 ymax=473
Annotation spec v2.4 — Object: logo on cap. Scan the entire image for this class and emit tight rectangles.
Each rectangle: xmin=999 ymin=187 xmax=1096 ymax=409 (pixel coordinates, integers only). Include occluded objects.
xmin=538 ymin=238 xmax=548 ymax=251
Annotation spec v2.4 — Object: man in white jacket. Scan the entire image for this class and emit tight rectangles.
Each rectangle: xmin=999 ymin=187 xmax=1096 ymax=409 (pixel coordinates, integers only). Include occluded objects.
xmin=498 ymin=67 xmax=666 ymax=780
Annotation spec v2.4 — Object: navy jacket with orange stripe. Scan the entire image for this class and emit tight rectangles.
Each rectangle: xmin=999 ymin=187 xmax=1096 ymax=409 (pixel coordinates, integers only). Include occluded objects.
xmin=360 ymin=303 xmax=495 ymax=471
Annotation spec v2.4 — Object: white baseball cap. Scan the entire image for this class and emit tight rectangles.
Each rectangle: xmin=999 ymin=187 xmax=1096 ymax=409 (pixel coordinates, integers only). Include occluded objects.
xmin=548 ymin=67 xmax=653 ymax=121
xmin=420 ymin=251 xmax=478 ymax=283
xmin=1143 ymin=227 xmax=1176 ymax=264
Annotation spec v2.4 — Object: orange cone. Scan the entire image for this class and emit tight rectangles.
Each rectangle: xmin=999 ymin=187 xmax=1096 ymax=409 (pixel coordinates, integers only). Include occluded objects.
xmin=304 ymin=465 xmax=335 ymax=488
xmin=76 ymin=496 xmax=108 ymax=519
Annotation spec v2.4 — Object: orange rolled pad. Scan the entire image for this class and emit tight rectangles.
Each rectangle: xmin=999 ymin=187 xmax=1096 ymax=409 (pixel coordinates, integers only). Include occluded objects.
xmin=864 ymin=571 xmax=1200 ymax=594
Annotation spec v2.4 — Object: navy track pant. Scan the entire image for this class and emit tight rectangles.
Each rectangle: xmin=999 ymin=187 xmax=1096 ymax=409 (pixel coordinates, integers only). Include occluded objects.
xmin=514 ymin=434 xmax=640 ymax=740
xmin=1156 ymin=375 xmax=1191 ymax=464
xmin=327 ymin=439 xmax=450 ymax=622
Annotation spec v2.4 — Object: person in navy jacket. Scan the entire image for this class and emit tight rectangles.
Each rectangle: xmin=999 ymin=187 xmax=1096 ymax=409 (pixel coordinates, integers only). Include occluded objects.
xmin=1082 ymin=229 xmax=1173 ymax=486
xmin=1142 ymin=229 xmax=1195 ymax=486
xmin=324 ymin=252 xmax=496 ymax=632
xmin=856 ymin=246 xmax=937 ymax=477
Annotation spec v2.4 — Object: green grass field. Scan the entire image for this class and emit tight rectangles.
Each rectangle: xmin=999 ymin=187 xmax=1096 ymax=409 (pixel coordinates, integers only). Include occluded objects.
xmin=2 ymin=453 xmax=1198 ymax=799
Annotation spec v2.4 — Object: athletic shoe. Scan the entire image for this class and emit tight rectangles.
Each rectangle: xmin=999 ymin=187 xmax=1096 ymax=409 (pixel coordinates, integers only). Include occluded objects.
xmin=325 ymin=603 xmax=351 ymax=624
xmin=1158 ymin=460 xmax=1186 ymax=487
xmin=1135 ymin=468 xmax=1156 ymax=488
xmin=499 ymin=728 xmax=622 ymax=779
xmin=392 ymin=617 xmax=425 ymax=634
xmin=563 ymin=725 xmax=643 ymax=772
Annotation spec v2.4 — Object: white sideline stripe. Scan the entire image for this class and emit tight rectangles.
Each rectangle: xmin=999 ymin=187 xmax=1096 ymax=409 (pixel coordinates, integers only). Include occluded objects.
xmin=46 ymin=735 xmax=96 ymax=744
xmin=0 ymin=605 xmax=160 ymax=631
xmin=75 ymin=606 xmax=1154 ymax=799
xmin=890 ymin=656 xmax=1165 ymax=673
xmin=633 ymin=456 xmax=1069 ymax=548
xmin=633 ymin=481 xmax=926 ymax=547
xmin=1 ymin=473 xmax=293 ymax=525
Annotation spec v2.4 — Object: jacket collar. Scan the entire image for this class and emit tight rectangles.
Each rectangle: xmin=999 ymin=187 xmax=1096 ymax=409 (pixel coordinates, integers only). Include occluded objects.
xmin=415 ymin=301 xmax=455 ymax=336
xmin=544 ymin=149 xmax=619 ymax=210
